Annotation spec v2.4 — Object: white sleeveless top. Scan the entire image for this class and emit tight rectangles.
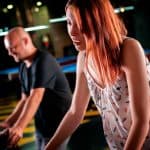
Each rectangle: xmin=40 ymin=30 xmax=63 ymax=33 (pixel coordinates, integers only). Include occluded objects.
xmin=85 ymin=60 xmax=150 ymax=150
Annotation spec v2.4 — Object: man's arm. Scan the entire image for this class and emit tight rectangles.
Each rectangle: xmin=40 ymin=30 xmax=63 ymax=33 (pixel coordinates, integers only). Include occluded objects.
xmin=8 ymin=88 xmax=45 ymax=146
xmin=0 ymin=93 xmax=27 ymax=128
xmin=14 ymin=88 xmax=45 ymax=129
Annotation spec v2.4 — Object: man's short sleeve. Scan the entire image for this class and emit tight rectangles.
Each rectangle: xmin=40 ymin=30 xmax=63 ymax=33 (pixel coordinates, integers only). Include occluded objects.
xmin=19 ymin=63 xmax=26 ymax=94
xmin=32 ymin=53 xmax=59 ymax=89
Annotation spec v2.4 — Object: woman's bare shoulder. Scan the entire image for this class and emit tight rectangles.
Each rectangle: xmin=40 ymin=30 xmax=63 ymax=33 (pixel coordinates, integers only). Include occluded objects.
xmin=121 ymin=37 xmax=145 ymax=70
xmin=122 ymin=37 xmax=142 ymax=49
xmin=121 ymin=38 xmax=144 ymax=61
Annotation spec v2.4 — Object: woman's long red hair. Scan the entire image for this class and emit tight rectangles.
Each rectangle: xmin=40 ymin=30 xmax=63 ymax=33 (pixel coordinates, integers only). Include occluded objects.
xmin=66 ymin=0 xmax=127 ymax=85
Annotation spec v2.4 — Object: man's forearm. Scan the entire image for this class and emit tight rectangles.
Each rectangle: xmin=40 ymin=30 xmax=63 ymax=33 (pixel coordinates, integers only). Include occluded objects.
xmin=5 ymin=99 xmax=26 ymax=127
xmin=13 ymin=89 xmax=44 ymax=130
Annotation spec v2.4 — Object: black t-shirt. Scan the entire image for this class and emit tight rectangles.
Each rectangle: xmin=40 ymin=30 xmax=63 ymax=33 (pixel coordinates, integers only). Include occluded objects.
xmin=19 ymin=50 xmax=72 ymax=138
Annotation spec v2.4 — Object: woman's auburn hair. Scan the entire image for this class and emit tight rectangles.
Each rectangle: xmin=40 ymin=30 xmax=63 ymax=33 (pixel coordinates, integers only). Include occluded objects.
xmin=66 ymin=0 xmax=127 ymax=85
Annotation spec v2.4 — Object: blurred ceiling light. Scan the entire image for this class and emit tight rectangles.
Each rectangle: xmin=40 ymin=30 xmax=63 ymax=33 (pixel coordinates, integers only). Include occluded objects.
xmin=36 ymin=1 xmax=42 ymax=6
xmin=25 ymin=25 xmax=49 ymax=32
xmin=125 ymin=6 xmax=135 ymax=11
xmin=120 ymin=7 xmax=125 ymax=13
xmin=49 ymin=16 xmax=67 ymax=23
xmin=2 ymin=8 xmax=8 ymax=13
xmin=114 ymin=9 xmax=120 ymax=13
xmin=34 ymin=7 xmax=39 ymax=12
xmin=7 ymin=4 xmax=13 ymax=10
xmin=114 ymin=6 xmax=135 ymax=13
xmin=0 ymin=25 xmax=49 ymax=36
xmin=0 ymin=31 xmax=8 ymax=36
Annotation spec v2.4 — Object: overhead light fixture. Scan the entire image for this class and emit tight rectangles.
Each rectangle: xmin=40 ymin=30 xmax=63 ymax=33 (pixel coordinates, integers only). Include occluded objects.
xmin=34 ymin=7 xmax=40 ymax=12
xmin=2 ymin=8 xmax=8 ymax=13
xmin=7 ymin=4 xmax=14 ymax=10
xmin=0 ymin=25 xmax=49 ymax=36
xmin=24 ymin=25 xmax=49 ymax=32
xmin=0 ymin=31 xmax=8 ymax=36
xmin=36 ymin=1 xmax=42 ymax=7
xmin=114 ymin=6 xmax=135 ymax=13
xmin=120 ymin=7 xmax=125 ymax=13
xmin=49 ymin=16 xmax=67 ymax=23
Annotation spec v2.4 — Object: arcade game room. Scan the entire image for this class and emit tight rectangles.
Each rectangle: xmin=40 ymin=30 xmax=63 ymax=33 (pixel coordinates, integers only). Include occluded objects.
xmin=0 ymin=0 xmax=149 ymax=149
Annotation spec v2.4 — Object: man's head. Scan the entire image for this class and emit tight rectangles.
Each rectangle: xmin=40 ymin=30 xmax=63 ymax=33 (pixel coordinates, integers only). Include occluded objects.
xmin=4 ymin=27 xmax=36 ymax=62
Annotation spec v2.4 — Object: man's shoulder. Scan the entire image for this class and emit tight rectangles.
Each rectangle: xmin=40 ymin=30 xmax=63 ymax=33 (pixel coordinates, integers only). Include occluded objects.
xmin=35 ymin=50 xmax=60 ymax=70
xmin=37 ymin=50 xmax=54 ymax=61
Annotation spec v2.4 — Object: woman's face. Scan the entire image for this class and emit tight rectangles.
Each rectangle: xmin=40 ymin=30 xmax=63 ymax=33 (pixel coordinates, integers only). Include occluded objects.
xmin=66 ymin=8 xmax=86 ymax=51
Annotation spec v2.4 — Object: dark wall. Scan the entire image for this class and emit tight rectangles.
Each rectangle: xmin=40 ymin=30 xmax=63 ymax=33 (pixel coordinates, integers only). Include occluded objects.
xmin=0 ymin=37 xmax=19 ymax=70
xmin=134 ymin=0 xmax=150 ymax=49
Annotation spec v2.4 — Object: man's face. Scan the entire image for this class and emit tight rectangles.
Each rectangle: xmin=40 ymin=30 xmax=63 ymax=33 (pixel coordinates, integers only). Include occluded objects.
xmin=4 ymin=37 xmax=25 ymax=62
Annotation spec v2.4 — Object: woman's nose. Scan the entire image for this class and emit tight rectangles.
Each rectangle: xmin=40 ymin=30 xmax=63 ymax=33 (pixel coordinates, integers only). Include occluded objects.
xmin=70 ymin=25 xmax=78 ymax=36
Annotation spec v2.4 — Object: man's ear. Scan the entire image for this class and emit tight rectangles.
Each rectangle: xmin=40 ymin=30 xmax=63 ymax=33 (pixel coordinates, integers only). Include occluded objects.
xmin=22 ymin=37 xmax=28 ymax=45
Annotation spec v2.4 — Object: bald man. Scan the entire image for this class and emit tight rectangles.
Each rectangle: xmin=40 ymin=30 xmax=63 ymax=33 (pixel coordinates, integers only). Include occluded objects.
xmin=0 ymin=27 xmax=72 ymax=150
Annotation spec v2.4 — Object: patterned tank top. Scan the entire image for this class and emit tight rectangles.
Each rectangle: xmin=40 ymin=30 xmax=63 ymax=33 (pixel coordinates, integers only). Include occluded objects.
xmin=85 ymin=59 xmax=150 ymax=150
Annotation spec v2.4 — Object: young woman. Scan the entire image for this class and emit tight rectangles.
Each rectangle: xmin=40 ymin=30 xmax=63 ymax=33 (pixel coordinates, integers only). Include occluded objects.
xmin=45 ymin=0 xmax=150 ymax=149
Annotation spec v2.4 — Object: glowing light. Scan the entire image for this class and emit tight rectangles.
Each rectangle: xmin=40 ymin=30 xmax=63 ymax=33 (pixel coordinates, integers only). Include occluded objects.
xmin=36 ymin=1 xmax=42 ymax=6
xmin=120 ymin=7 xmax=125 ymax=13
xmin=24 ymin=25 xmax=49 ymax=32
xmin=2 ymin=8 xmax=8 ymax=13
xmin=34 ymin=7 xmax=39 ymax=12
xmin=0 ymin=25 xmax=49 ymax=36
xmin=7 ymin=4 xmax=13 ymax=10
xmin=114 ymin=6 xmax=135 ymax=14
xmin=49 ymin=16 xmax=67 ymax=23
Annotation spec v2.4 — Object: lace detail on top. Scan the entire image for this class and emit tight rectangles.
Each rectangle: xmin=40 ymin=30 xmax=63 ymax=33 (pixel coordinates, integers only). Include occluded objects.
xmin=85 ymin=63 xmax=150 ymax=150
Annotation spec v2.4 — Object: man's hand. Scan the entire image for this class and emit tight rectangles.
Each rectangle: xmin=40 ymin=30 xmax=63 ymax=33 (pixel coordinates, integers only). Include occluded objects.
xmin=0 ymin=122 xmax=10 ymax=131
xmin=8 ymin=126 xmax=23 ymax=148
xmin=0 ymin=128 xmax=9 ymax=149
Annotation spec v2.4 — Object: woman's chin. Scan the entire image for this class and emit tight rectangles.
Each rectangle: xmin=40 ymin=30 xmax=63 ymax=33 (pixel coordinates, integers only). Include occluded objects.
xmin=75 ymin=45 xmax=85 ymax=51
